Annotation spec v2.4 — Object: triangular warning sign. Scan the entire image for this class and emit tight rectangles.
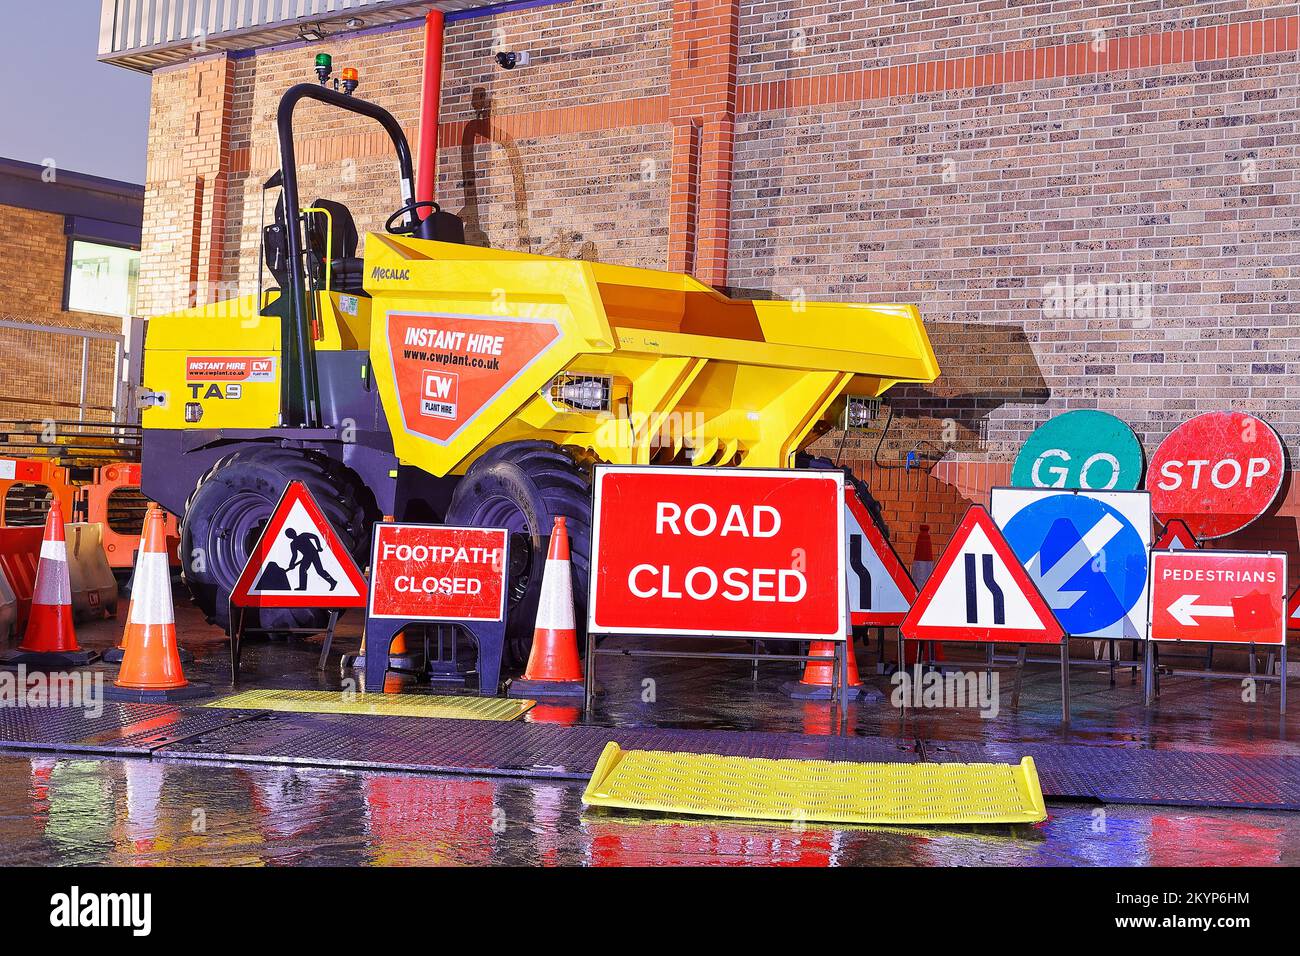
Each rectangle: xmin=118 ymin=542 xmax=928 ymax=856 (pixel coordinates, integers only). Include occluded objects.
xmin=844 ymin=487 xmax=917 ymax=626
xmin=230 ymin=481 xmax=368 ymax=609
xmin=1154 ymin=520 xmax=1198 ymax=551
xmin=900 ymin=505 xmax=1063 ymax=645
xmin=1288 ymin=587 xmax=1300 ymax=632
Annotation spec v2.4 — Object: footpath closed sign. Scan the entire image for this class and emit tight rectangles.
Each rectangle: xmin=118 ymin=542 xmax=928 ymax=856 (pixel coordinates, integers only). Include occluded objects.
xmin=589 ymin=466 xmax=846 ymax=640
xmin=1149 ymin=550 xmax=1285 ymax=645
xmin=368 ymin=524 xmax=508 ymax=622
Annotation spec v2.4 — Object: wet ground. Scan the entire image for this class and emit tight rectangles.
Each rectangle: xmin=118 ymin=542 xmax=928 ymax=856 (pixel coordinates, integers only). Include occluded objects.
xmin=3 ymin=601 xmax=1300 ymax=866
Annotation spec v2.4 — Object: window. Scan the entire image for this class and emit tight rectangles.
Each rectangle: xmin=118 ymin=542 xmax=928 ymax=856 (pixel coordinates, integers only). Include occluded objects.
xmin=65 ymin=240 xmax=140 ymax=316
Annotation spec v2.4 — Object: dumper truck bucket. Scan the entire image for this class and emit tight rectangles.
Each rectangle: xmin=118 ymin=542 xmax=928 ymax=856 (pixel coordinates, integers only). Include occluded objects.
xmin=364 ymin=235 xmax=939 ymax=477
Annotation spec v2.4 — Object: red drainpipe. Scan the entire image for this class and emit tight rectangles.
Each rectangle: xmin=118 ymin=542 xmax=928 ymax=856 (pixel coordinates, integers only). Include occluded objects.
xmin=416 ymin=10 xmax=445 ymax=220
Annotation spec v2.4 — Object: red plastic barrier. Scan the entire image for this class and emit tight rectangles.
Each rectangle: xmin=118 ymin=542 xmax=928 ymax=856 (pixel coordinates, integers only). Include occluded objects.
xmin=0 ymin=526 xmax=44 ymax=630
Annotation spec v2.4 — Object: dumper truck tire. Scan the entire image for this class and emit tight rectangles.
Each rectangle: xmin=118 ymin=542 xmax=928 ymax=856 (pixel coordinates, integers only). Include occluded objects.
xmin=180 ymin=448 xmax=378 ymax=634
xmin=444 ymin=440 xmax=592 ymax=668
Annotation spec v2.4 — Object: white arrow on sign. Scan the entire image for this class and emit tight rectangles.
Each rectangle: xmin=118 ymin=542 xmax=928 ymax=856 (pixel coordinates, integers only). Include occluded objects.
xmin=1025 ymin=513 xmax=1124 ymax=609
xmin=1167 ymin=593 xmax=1234 ymax=627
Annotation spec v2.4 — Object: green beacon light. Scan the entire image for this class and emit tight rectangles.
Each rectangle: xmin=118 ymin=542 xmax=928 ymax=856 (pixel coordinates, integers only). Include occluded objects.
xmin=314 ymin=53 xmax=333 ymax=85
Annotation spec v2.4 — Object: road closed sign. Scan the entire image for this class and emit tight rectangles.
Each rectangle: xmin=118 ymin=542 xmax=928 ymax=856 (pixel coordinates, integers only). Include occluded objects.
xmin=1149 ymin=550 xmax=1286 ymax=645
xmin=588 ymin=466 xmax=846 ymax=640
xmin=1147 ymin=412 xmax=1284 ymax=539
xmin=368 ymin=524 xmax=508 ymax=622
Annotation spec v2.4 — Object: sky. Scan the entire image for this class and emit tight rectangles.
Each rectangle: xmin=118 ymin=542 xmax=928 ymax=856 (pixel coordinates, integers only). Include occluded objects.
xmin=0 ymin=0 xmax=151 ymax=184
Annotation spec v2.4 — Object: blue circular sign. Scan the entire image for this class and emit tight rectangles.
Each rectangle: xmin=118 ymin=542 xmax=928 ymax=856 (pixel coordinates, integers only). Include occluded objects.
xmin=1002 ymin=495 xmax=1147 ymax=635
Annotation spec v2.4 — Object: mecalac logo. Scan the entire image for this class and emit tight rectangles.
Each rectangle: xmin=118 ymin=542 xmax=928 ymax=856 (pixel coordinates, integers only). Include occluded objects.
xmin=371 ymin=266 xmax=411 ymax=281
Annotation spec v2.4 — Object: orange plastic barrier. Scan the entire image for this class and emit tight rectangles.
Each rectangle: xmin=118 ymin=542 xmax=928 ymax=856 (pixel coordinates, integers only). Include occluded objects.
xmin=84 ymin=463 xmax=179 ymax=569
xmin=0 ymin=526 xmax=43 ymax=630
xmin=0 ymin=458 xmax=75 ymax=529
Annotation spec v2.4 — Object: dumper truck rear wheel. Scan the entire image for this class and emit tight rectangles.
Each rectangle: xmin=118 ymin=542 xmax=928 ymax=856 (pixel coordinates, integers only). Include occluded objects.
xmin=444 ymin=441 xmax=592 ymax=668
xmin=180 ymin=448 xmax=378 ymax=633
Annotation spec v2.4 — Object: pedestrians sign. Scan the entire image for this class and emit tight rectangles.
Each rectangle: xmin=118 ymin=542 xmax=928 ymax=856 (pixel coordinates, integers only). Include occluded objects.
xmin=844 ymin=487 xmax=916 ymax=626
xmin=230 ymin=481 xmax=368 ymax=608
xmin=900 ymin=506 xmax=1063 ymax=644
xmin=992 ymin=487 xmax=1151 ymax=639
xmin=1147 ymin=411 xmax=1283 ymax=539
xmin=1011 ymin=410 xmax=1144 ymax=491
xmin=1153 ymin=519 xmax=1198 ymax=551
xmin=1149 ymin=550 xmax=1285 ymax=645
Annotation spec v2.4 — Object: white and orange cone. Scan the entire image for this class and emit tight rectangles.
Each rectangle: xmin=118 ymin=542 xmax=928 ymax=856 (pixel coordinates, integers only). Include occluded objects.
xmin=106 ymin=507 xmax=209 ymax=701
xmin=783 ymin=639 xmax=863 ymax=700
xmin=1 ymin=501 xmax=97 ymax=666
xmin=104 ymin=512 xmax=192 ymax=665
xmin=508 ymin=516 xmax=585 ymax=699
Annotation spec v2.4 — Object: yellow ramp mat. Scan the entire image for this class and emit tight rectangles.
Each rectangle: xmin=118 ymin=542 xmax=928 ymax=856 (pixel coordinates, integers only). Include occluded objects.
xmin=204 ymin=689 xmax=534 ymax=721
xmin=582 ymin=743 xmax=1047 ymax=825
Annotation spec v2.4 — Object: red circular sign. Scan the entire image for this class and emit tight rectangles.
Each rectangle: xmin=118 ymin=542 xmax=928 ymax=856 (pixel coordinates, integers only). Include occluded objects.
xmin=1147 ymin=411 xmax=1284 ymax=539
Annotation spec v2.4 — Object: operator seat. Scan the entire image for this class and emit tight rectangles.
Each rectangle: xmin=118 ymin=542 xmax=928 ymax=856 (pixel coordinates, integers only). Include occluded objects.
xmin=304 ymin=198 xmax=366 ymax=295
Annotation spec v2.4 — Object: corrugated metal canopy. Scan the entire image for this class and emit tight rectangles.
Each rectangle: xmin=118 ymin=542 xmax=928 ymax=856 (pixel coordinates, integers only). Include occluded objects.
xmin=98 ymin=0 xmax=501 ymax=72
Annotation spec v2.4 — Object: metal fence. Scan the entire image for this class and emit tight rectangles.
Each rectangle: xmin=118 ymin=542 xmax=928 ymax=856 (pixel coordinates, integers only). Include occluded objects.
xmin=0 ymin=316 xmax=142 ymax=465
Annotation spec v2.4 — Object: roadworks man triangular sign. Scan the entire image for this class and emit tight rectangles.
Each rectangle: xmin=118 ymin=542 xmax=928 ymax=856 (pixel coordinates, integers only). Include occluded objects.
xmin=230 ymin=481 xmax=368 ymax=609
xmin=845 ymin=487 xmax=917 ymax=626
xmin=901 ymin=505 xmax=1063 ymax=644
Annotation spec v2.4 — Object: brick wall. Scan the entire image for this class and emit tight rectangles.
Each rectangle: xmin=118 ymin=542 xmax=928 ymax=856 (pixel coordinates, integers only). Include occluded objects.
xmin=132 ymin=0 xmax=1300 ymax=570
xmin=0 ymin=203 xmax=121 ymax=422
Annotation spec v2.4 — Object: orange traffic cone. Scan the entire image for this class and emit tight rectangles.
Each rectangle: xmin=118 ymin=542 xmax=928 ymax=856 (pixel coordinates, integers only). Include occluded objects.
xmin=104 ymin=513 xmax=192 ymax=665
xmin=1 ymin=501 xmax=97 ymax=666
xmin=342 ymin=628 xmax=423 ymax=677
xmin=106 ymin=507 xmax=209 ymax=701
xmin=508 ymin=516 xmax=585 ymax=699
xmin=783 ymin=639 xmax=863 ymax=700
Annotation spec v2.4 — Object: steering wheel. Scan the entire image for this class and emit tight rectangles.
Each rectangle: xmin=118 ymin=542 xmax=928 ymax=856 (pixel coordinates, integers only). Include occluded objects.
xmin=385 ymin=200 xmax=442 ymax=235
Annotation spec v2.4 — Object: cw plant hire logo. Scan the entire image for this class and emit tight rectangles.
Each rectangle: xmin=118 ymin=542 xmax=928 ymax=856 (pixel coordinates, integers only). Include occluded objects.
xmin=371 ymin=265 xmax=411 ymax=281
xmin=50 ymin=887 xmax=151 ymax=937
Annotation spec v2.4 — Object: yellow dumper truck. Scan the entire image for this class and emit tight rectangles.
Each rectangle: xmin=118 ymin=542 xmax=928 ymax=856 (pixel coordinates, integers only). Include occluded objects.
xmin=139 ymin=79 xmax=939 ymax=664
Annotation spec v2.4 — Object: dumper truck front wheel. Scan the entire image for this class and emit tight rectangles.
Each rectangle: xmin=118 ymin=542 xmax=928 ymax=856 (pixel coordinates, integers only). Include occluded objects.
xmin=444 ymin=441 xmax=592 ymax=668
xmin=180 ymin=448 xmax=378 ymax=633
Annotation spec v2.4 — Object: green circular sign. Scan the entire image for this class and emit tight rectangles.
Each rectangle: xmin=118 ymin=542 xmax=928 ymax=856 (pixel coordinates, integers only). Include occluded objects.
xmin=1011 ymin=410 xmax=1144 ymax=490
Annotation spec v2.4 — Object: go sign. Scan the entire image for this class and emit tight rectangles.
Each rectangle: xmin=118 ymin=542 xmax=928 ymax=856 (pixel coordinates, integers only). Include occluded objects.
xmin=1011 ymin=411 xmax=1144 ymax=491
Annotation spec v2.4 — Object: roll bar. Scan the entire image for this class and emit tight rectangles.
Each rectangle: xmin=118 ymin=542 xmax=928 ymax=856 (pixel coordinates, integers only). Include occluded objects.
xmin=274 ymin=83 xmax=417 ymax=428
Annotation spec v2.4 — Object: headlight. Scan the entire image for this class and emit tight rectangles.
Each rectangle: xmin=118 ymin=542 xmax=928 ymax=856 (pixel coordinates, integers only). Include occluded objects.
xmin=548 ymin=374 xmax=611 ymax=412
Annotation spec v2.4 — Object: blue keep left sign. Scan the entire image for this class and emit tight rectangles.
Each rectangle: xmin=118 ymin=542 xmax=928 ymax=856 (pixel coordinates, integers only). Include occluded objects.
xmin=990 ymin=488 xmax=1152 ymax=639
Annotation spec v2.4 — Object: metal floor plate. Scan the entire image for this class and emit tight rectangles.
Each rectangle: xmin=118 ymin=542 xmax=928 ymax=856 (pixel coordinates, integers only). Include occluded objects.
xmin=159 ymin=714 xmax=919 ymax=778
xmin=0 ymin=703 xmax=262 ymax=755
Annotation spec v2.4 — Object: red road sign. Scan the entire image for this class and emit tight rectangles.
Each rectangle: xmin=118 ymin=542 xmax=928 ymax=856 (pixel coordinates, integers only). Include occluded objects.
xmin=900 ymin=505 xmax=1064 ymax=644
xmin=367 ymin=524 xmax=508 ymax=622
xmin=1288 ymin=587 xmax=1300 ymax=631
xmin=844 ymin=487 xmax=916 ymax=626
xmin=1153 ymin=519 xmax=1199 ymax=551
xmin=588 ymin=466 xmax=846 ymax=640
xmin=230 ymin=481 xmax=368 ymax=609
xmin=1147 ymin=412 xmax=1283 ymax=539
xmin=1149 ymin=550 xmax=1286 ymax=645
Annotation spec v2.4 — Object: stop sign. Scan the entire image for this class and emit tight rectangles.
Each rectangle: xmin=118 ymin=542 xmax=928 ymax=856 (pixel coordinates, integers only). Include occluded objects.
xmin=1147 ymin=411 xmax=1284 ymax=539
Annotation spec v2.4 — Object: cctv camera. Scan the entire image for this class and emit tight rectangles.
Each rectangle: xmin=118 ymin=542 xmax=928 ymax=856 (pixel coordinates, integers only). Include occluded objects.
xmin=494 ymin=50 xmax=530 ymax=70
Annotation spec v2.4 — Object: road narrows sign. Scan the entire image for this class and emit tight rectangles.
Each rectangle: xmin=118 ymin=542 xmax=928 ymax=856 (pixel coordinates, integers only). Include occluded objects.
xmin=1146 ymin=411 xmax=1284 ymax=539
xmin=1148 ymin=550 xmax=1286 ymax=645
xmin=230 ymin=481 xmax=368 ymax=608
xmin=368 ymin=524 xmax=508 ymax=622
xmin=900 ymin=505 xmax=1063 ymax=644
xmin=1011 ymin=410 xmax=1144 ymax=491
xmin=844 ymin=487 xmax=916 ymax=626
xmin=589 ymin=465 xmax=846 ymax=640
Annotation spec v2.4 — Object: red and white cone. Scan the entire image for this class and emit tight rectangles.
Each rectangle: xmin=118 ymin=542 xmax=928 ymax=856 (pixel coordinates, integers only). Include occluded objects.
xmin=1 ymin=501 xmax=97 ymax=666
xmin=508 ymin=516 xmax=585 ymax=699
